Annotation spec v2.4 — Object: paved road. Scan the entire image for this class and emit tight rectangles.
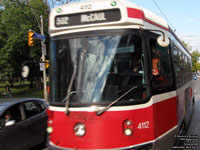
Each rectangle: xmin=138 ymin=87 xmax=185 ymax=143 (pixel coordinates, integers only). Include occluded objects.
xmin=184 ymin=96 xmax=200 ymax=150
xmin=183 ymin=78 xmax=200 ymax=150
xmin=187 ymin=96 xmax=200 ymax=136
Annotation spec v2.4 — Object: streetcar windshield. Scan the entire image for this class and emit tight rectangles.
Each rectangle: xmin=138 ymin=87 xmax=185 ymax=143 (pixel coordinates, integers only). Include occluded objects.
xmin=50 ymin=33 xmax=148 ymax=105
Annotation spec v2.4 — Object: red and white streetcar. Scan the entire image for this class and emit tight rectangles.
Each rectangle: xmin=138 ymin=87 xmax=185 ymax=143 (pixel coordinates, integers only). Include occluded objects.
xmin=47 ymin=0 xmax=194 ymax=149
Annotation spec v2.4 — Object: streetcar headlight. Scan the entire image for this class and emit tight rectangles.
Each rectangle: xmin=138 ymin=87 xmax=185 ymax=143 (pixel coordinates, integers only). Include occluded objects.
xmin=125 ymin=120 xmax=132 ymax=126
xmin=47 ymin=126 xmax=53 ymax=133
xmin=74 ymin=123 xmax=86 ymax=137
xmin=124 ymin=128 xmax=132 ymax=136
xmin=123 ymin=119 xmax=133 ymax=136
xmin=48 ymin=120 xmax=53 ymax=124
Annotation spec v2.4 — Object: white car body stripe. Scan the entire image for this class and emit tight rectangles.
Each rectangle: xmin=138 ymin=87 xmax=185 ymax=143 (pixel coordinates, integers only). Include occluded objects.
xmin=48 ymin=91 xmax=176 ymax=112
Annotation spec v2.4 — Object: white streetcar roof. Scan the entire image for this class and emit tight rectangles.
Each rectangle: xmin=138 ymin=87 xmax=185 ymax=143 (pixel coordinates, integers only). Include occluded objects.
xmin=49 ymin=0 xmax=169 ymax=35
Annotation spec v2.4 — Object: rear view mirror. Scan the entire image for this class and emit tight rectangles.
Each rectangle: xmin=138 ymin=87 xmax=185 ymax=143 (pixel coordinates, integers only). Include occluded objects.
xmin=21 ymin=65 xmax=30 ymax=78
xmin=157 ymin=35 xmax=170 ymax=47
xmin=5 ymin=120 xmax=15 ymax=127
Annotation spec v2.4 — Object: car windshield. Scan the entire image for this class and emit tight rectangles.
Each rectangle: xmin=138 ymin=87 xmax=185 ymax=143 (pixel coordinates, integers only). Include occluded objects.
xmin=50 ymin=33 xmax=148 ymax=105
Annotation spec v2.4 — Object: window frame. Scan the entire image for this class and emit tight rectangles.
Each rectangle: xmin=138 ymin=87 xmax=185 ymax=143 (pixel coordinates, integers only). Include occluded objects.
xmin=148 ymin=33 xmax=173 ymax=91
xmin=49 ymin=29 xmax=152 ymax=107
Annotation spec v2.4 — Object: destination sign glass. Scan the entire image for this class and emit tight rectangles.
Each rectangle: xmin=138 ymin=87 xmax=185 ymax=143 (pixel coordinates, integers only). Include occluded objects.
xmin=55 ymin=9 xmax=121 ymax=28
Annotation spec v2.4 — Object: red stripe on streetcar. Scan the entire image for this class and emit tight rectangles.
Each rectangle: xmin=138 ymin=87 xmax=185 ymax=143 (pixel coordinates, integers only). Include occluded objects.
xmin=127 ymin=7 xmax=169 ymax=31
xmin=127 ymin=7 xmax=145 ymax=19
xmin=144 ymin=18 xmax=169 ymax=31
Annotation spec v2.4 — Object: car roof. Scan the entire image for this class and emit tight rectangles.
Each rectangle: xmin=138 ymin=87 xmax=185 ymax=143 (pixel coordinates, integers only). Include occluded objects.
xmin=0 ymin=98 xmax=46 ymax=115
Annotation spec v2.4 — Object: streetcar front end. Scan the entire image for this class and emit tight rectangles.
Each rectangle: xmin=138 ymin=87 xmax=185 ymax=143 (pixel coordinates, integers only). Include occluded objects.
xmin=47 ymin=0 xmax=178 ymax=149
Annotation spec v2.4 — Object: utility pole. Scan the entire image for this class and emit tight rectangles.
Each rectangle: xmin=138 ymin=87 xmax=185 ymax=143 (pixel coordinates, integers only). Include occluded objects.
xmin=40 ymin=15 xmax=48 ymax=101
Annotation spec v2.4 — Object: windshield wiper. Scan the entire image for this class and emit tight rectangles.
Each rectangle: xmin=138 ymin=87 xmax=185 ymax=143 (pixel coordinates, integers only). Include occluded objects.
xmin=65 ymin=65 xmax=77 ymax=115
xmin=96 ymin=84 xmax=146 ymax=115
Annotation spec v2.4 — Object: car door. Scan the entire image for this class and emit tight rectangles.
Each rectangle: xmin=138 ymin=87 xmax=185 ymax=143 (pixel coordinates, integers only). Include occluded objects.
xmin=23 ymin=100 xmax=47 ymax=146
xmin=0 ymin=104 xmax=30 ymax=150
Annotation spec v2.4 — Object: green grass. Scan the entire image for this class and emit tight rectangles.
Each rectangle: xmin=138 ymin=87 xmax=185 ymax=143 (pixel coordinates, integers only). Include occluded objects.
xmin=0 ymin=82 xmax=44 ymax=99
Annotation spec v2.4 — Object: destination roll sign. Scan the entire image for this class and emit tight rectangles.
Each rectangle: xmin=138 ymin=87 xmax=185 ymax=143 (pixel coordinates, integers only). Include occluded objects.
xmin=55 ymin=9 xmax=121 ymax=27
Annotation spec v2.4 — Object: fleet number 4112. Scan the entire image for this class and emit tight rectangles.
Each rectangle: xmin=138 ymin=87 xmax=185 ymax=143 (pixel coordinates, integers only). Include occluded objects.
xmin=137 ymin=121 xmax=150 ymax=130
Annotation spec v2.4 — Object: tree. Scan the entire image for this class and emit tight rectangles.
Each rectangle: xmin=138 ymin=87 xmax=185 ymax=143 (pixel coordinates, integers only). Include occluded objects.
xmin=48 ymin=0 xmax=81 ymax=8
xmin=0 ymin=0 xmax=49 ymax=86
xmin=181 ymin=40 xmax=192 ymax=51
xmin=191 ymin=50 xmax=200 ymax=72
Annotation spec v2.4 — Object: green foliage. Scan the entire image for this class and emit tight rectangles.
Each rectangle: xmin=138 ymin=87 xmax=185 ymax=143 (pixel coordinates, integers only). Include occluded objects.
xmin=0 ymin=0 xmax=49 ymax=83
xmin=0 ymin=82 xmax=43 ymax=99
xmin=181 ymin=40 xmax=192 ymax=51
xmin=191 ymin=50 xmax=200 ymax=71
xmin=48 ymin=0 xmax=81 ymax=8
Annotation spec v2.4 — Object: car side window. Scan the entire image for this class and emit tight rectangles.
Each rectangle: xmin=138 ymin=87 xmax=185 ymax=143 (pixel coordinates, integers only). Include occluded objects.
xmin=2 ymin=105 xmax=22 ymax=123
xmin=24 ymin=101 xmax=40 ymax=118
xmin=36 ymin=101 xmax=46 ymax=111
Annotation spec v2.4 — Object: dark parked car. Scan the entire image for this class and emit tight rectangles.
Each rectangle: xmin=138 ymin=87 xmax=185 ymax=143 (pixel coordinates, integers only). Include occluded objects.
xmin=0 ymin=98 xmax=48 ymax=150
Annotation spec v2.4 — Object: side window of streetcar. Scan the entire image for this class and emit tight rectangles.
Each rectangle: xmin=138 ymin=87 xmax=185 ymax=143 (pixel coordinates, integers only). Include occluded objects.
xmin=150 ymin=39 xmax=172 ymax=88
xmin=173 ymin=44 xmax=192 ymax=88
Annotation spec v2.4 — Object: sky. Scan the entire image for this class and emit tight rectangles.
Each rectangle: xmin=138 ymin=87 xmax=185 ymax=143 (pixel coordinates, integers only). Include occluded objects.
xmin=128 ymin=0 xmax=200 ymax=51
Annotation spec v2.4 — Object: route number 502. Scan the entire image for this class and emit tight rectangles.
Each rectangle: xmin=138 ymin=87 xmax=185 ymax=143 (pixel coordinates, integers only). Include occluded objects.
xmin=137 ymin=121 xmax=150 ymax=130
